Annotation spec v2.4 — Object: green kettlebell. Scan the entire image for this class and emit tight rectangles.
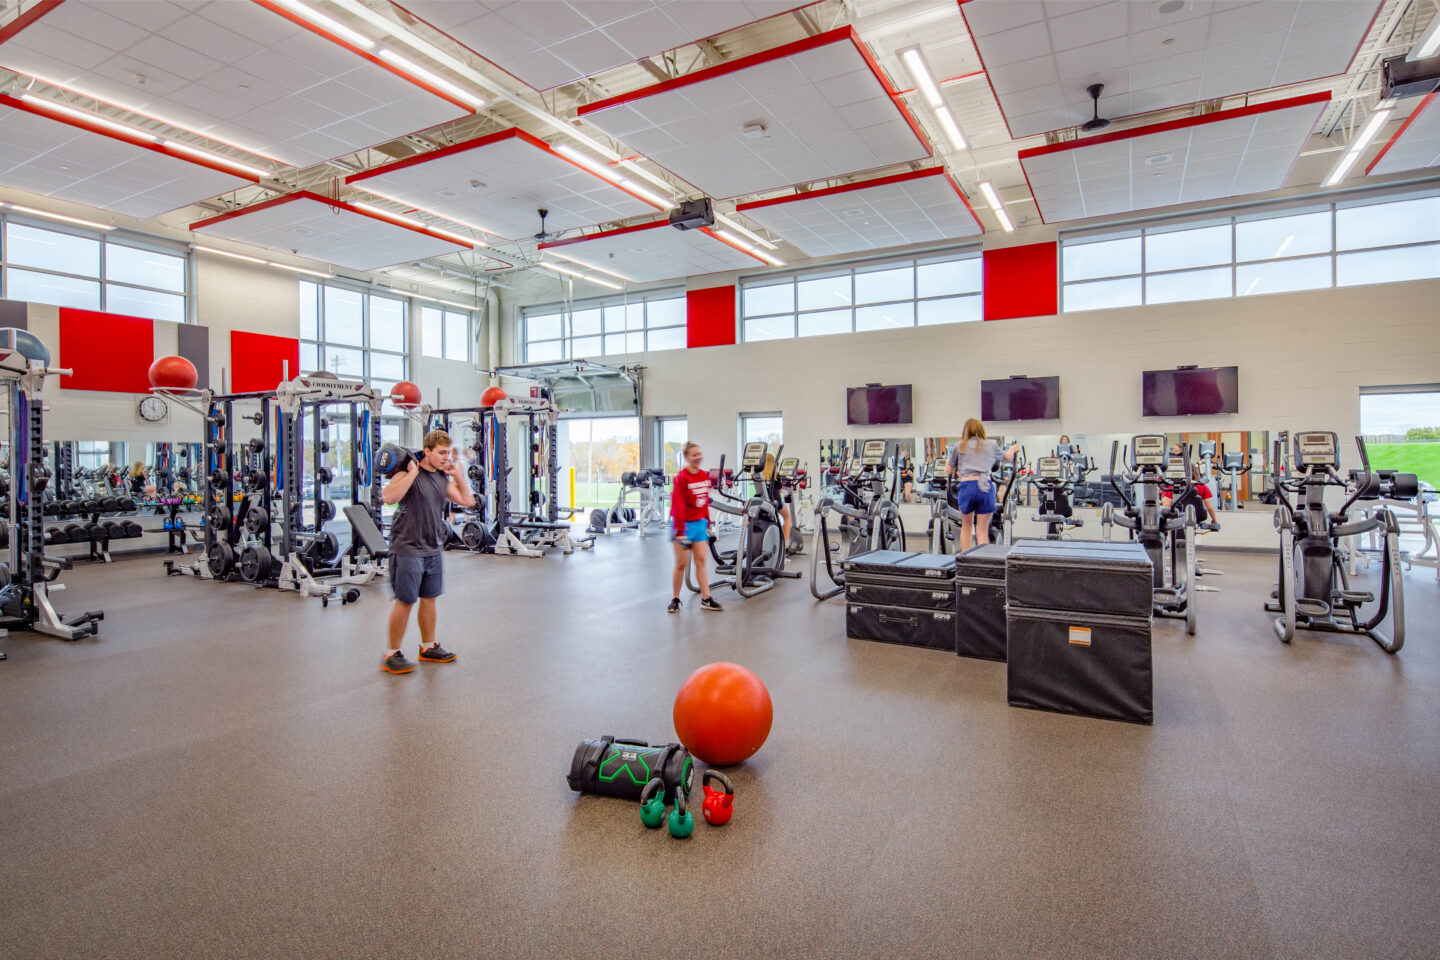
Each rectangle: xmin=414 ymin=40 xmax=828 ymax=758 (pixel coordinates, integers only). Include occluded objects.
xmin=640 ymin=778 xmax=667 ymax=829
xmin=668 ymin=783 xmax=694 ymax=839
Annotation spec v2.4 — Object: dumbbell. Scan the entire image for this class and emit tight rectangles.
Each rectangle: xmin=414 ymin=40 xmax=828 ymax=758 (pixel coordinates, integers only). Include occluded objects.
xmin=102 ymin=521 xmax=124 ymax=540
xmin=122 ymin=521 xmax=143 ymax=538
xmin=86 ymin=522 xmax=108 ymax=542
xmin=100 ymin=497 xmax=119 ymax=512
xmin=64 ymin=523 xmax=88 ymax=542
xmin=44 ymin=526 xmax=66 ymax=546
xmin=118 ymin=497 xmax=137 ymax=512
xmin=44 ymin=501 xmax=60 ymax=516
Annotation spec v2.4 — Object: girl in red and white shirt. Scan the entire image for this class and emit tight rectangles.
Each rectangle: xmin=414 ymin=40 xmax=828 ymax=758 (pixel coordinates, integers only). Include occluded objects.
xmin=669 ymin=442 xmax=722 ymax=613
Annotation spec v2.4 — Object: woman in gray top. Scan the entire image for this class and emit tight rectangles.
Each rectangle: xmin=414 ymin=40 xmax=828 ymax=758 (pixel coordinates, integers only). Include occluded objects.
xmin=945 ymin=418 xmax=1020 ymax=551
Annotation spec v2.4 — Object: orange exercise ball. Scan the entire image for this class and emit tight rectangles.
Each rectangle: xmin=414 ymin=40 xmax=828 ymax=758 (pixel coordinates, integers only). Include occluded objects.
xmin=673 ymin=662 xmax=772 ymax=767
xmin=148 ymin=355 xmax=197 ymax=389
xmin=480 ymin=385 xmax=507 ymax=407
xmin=389 ymin=380 xmax=422 ymax=408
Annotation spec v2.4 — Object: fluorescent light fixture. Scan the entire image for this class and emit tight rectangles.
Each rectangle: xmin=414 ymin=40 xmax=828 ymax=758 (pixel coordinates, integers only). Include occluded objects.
xmin=350 ymin=201 xmax=476 ymax=246
xmin=1323 ymin=108 xmax=1392 ymax=186
xmin=271 ymin=0 xmax=375 ymax=49
xmin=378 ymin=49 xmax=484 ymax=107
xmin=539 ymin=260 xmax=587 ymax=278
xmin=977 ymin=181 xmax=1013 ymax=232
xmin=21 ymin=94 xmax=159 ymax=141
xmin=555 ymin=144 xmax=623 ymax=182
xmin=713 ymin=230 xmax=785 ymax=266
xmin=933 ymin=105 xmax=967 ymax=150
xmin=716 ymin=214 xmax=779 ymax=251
xmin=1408 ymin=13 xmax=1440 ymax=60
xmin=614 ymin=177 xmax=674 ymax=210
xmin=438 ymin=299 xmax=477 ymax=310
xmin=195 ymin=244 xmax=265 ymax=264
xmin=544 ymin=251 xmax=635 ymax=282
xmin=163 ymin=141 xmax=268 ymax=179
xmin=6 ymin=203 xmax=113 ymax=231
xmin=267 ymin=261 xmax=331 ymax=278
xmin=900 ymin=48 xmax=945 ymax=108
xmin=751 ymin=248 xmax=786 ymax=267
xmin=583 ymin=276 xmax=623 ymax=291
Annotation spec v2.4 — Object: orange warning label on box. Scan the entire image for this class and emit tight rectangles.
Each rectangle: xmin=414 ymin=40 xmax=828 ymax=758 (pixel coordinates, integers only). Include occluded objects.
xmin=1068 ymin=626 xmax=1092 ymax=647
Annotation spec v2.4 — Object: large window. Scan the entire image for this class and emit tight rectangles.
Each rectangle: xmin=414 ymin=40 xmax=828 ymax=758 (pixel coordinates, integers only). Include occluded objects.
xmin=558 ymin=416 xmax=640 ymax=509
xmin=523 ymin=289 xmax=685 ymax=362
xmin=299 ymin=281 xmax=408 ymax=398
xmin=656 ymin=417 xmax=687 ymax=476
xmin=1061 ymin=190 xmax=1440 ymax=313
xmin=1361 ymin=385 xmax=1440 ymax=493
xmin=740 ymin=414 xmax=783 ymax=452
xmin=740 ymin=250 xmax=981 ymax=342
xmin=0 ymin=216 xmax=189 ymax=321
xmin=420 ymin=305 xmax=472 ymax=362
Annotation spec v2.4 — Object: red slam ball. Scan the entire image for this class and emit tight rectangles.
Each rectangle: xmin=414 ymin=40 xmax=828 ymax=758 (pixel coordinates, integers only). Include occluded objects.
xmin=673 ymin=662 xmax=773 ymax=767
xmin=480 ymin=385 xmax=508 ymax=407
xmin=148 ymin=355 xmax=198 ymax=390
xmin=389 ymin=381 xmax=422 ymax=409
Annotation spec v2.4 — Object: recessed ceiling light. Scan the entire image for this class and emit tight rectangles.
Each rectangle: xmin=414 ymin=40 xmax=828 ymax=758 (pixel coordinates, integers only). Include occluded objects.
xmin=842 ymin=208 xmax=864 ymax=217
xmin=437 ymin=189 xmax=459 ymax=198
xmin=1157 ymin=0 xmax=1185 ymax=14
xmin=629 ymin=247 xmax=647 ymax=254
xmin=1145 ymin=153 xmax=1173 ymax=165
xmin=1162 ymin=38 xmax=1175 ymax=46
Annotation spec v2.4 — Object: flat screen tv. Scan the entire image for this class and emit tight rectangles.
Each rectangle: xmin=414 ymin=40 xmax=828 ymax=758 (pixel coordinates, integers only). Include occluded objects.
xmin=981 ymin=376 xmax=1059 ymax=421
xmin=1142 ymin=366 xmax=1239 ymax=416
xmin=846 ymin=384 xmax=912 ymax=425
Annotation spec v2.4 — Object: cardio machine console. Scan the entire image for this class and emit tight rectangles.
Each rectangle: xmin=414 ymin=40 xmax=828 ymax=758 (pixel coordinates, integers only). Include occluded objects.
xmin=846 ymin=459 xmax=865 ymax=479
xmin=1034 ymin=456 xmax=1063 ymax=480
xmin=1293 ymin=431 xmax=1338 ymax=468
xmin=1164 ymin=459 xmax=1188 ymax=481
xmin=1132 ymin=434 xmax=1168 ymax=467
xmin=741 ymin=442 xmax=768 ymax=470
xmin=860 ymin=439 xmax=887 ymax=467
xmin=1055 ymin=443 xmax=1078 ymax=457
xmin=777 ymin=457 xmax=798 ymax=480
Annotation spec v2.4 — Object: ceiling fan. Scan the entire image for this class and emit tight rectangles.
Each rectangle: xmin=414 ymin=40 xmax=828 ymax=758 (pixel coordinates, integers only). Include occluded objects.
xmin=532 ymin=208 xmax=559 ymax=242
xmin=1082 ymin=83 xmax=1110 ymax=132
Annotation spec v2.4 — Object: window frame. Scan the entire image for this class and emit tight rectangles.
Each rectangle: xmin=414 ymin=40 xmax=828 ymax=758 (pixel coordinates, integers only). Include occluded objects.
xmin=522 ymin=287 xmax=686 ymax=362
xmin=299 ymin=279 xmax=410 ymax=396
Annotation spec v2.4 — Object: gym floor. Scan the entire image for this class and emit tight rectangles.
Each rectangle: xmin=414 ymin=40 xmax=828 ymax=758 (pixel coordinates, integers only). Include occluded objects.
xmin=1 ymin=539 xmax=1436 ymax=960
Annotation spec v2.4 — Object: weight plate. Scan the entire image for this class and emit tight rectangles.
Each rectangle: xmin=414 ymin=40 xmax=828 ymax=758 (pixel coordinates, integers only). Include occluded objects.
xmin=316 ymin=499 xmax=336 ymax=523
xmin=238 ymin=545 xmax=273 ymax=583
xmin=245 ymin=507 xmax=270 ymax=534
xmin=209 ymin=505 xmax=231 ymax=529
xmin=207 ymin=541 xmax=235 ymax=578
xmin=317 ymin=530 xmax=340 ymax=564
xmin=248 ymin=438 xmax=265 ymax=453
xmin=467 ymin=465 xmax=483 ymax=482
xmin=317 ymin=467 xmax=333 ymax=484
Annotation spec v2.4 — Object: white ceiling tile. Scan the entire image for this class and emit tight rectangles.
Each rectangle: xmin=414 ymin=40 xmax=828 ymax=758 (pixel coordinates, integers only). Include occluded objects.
xmin=1368 ymin=98 xmax=1440 ymax=177
xmin=964 ymin=0 xmax=1047 ymax=37
xmin=1046 ymin=2 xmax=1130 ymax=52
xmin=988 ymin=55 xmax=1061 ymax=95
xmin=579 ymin=30 xmax=928 ymax=198
xmin=191 ymin=194 xmax=471 ymax=271
xmin=539 ymin=222 xmax=764 ymax=283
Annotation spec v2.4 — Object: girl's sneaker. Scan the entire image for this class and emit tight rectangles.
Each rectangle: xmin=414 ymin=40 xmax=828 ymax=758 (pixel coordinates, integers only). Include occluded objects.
xmin=667 ymin=598 xmax=682 ymax=614
xmin=700 ymin=597 xmax=723 ymax=612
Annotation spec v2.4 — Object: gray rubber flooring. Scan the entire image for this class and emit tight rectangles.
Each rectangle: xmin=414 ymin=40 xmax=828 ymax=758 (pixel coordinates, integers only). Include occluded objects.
xmin=0 ymin=537 xmax=1436 ymax=960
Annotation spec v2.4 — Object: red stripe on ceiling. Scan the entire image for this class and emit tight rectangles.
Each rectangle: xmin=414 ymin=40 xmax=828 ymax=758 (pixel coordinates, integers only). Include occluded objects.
xmin=844 ymin=28 xmax=932 ymax=159
xmin=537 ymin=219 xmax=668 ymax=249
xmin=580 ymin=27 xmax=864 ymax=115
xmin=1017 ymin=91 xmax=1331 ymax=159
xmin=0 ymin=92 xmax=260 ymax=183
xmin=737 ymin=168 xmax=948 ymax=210
xmin=1016 ymin=156 xmax=1045 ymax=225
xmin=248 ymin=0 xmax=476 ymax=115
xmin=1366 ymin=91 xmax=1436 ymax=175
xmin=346 ymin=128 xmax=529 ymax=181
xmin=955 ymin=0 xmax=1018 ymax=143
xmin=0 ymin=0 xmax=63 ymax=44
xmin=190 ymin=190 xmax=475 ymax=249
xmin=941 ymin=170 xmax=985 ymax=234
xmin=698 ymin=226 xmax=768 ymax=265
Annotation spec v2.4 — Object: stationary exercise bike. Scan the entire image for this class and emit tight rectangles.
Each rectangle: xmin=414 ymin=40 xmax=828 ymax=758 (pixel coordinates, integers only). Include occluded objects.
xmin=688 ymin=442 xmax=801 ymax=599
xmin=1102 ymin=435 xmax=1218 ymax=635
xmin=1266 ymin=431 xmax=1405 ymax=653
xmin=810 ymin=439 xmax=904 ymax=600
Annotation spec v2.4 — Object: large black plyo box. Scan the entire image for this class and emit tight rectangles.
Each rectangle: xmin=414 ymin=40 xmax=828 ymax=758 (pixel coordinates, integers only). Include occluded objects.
xmin=846 ymin=573 xmax=956 ymax=611
xmin=1006 ymin=606 xmax=1153 ymax=724
xmin=955 ymin=544 xmax=1010 ymax=661
xmin=842 ymin=550 xmax=955 ymax=580
xmin=847 ymin=602 xmax=956 ymax=651
xmin=841 ymin=550 xmax=917 ymax=576
xmin=1005 ymin=539 xmax=1152 ymax=618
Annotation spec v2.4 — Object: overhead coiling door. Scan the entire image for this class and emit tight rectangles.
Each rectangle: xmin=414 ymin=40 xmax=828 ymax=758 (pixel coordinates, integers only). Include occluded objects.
xmin=493 ymin=361 xmax=640 ymax=418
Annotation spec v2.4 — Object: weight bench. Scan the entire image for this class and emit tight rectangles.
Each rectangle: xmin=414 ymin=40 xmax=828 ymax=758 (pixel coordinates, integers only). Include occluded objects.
xmin=344 ymin=505 xmax=389 ymax=565
xmin=493 ymin=517 xmax=594 ymax=558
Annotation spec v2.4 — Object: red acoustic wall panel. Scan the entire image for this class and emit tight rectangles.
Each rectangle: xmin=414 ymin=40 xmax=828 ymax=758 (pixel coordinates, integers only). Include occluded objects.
xmin=983 ymin=242 xmax=1058 ymax=321
xmin=230 ymin=330 xmax=299 ymax=392
xmin=686 ymin=285 xmax=736 ymax=348
xmin=58 ymin=307 xmax=154 ymax=392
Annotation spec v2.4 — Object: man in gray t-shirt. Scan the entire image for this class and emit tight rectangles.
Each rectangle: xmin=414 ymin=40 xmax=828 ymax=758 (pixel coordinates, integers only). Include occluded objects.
xmin=379 ymin=429 xmax=476 ymax=674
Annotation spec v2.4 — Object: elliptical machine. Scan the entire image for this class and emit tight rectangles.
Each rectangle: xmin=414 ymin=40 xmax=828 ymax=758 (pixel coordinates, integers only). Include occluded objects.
xmin=1217 ymin=444 xmax=1250 ymax=511
xmin=1102 ymin=435 xmax=1216 ymax=635
xmin=1029 ymin=456 xmax=1083 ymax=539
xmin=1266 ymin=432 xmax=1405 ymax=653
xmin=809 ymin=439 xmax=904 ymax=600
xmin=921 ymin=449 xmax=1023 ymax=553
xmin=688 ymin=442 xmax=800 ymax=599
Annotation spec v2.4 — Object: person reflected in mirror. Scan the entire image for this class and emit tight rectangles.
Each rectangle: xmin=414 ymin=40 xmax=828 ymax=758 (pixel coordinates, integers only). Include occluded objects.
xmin=945 ymin=419 xmax=1020 ymax=550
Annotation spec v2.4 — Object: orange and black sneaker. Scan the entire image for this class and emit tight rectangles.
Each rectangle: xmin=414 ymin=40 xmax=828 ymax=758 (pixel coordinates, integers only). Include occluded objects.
xmin=418 ymin=643 xmax=456 ymax=663
xmin=381 ymin=651 xmax=417 ymax=674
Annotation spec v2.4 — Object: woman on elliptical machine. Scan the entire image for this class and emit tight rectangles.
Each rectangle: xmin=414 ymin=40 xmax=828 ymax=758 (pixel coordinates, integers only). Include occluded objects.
xmin=945 ymin=419 xmax=1019 ymax=551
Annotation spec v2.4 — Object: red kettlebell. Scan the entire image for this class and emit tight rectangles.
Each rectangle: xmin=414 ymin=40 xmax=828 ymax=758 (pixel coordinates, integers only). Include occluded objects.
xmin=701 ymin=769 xmax=735 ymax=826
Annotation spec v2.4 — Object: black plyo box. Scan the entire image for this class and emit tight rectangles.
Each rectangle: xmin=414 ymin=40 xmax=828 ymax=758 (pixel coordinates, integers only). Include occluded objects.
xmin=1005 ymin=606 xmax=1153 ymax=724
xmin=847 ymin=602 xmax=956 ymax=652
xmin=1005 ymin=539 xmax=1152 ymax=618
xmin=955 ymin=543 xmax=1010 ymax=661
